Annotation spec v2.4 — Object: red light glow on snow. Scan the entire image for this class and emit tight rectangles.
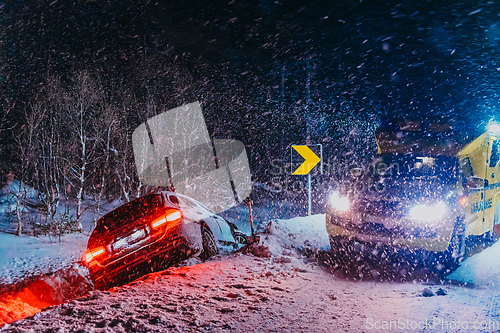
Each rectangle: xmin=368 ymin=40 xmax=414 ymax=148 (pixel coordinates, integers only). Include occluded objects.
xmin=0 ymin=279 xmax=57 ymax=326
xmin=0 ymin=267 xmax=91 ymax=327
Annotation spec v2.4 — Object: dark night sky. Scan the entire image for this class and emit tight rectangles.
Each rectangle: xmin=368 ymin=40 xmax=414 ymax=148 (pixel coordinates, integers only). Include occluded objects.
xmin=144 ymin=0 xmax=500 ymax=115
xmin=2 ymin=0 xmax=500 ymax=147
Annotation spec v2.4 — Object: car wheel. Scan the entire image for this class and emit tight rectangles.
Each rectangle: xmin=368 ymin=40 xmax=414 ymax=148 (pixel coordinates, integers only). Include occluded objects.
xmin=199 ymin=225 xmax=218 ymax=261
xmin=233 ymin=231 xmax=247 ymax=245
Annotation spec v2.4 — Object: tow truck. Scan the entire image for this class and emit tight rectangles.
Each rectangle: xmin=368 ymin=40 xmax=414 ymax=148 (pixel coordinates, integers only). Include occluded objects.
xmin=326 ymin=120 xmax=500 ymax=271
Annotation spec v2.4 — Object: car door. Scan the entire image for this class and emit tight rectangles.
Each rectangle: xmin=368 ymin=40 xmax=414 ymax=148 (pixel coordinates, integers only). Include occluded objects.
xmin=461 ymin=155 xmax=486 ymax=237
xmin=176 ymin=194 xmax=223 ymax=240
xmin=195 ymin=201 xmax=235 ymax=242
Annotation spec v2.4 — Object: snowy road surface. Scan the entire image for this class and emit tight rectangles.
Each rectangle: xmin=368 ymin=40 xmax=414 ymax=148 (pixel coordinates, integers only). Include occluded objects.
xmin=2 ymin=215 xmax=500 ymax=332
xmin=2 ymin=252 xmax=500 ymax=332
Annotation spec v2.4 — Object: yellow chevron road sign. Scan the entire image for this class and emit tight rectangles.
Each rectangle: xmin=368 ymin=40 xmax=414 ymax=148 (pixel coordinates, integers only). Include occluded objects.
xmin=291 ymin=144 xmax=322 ymax=175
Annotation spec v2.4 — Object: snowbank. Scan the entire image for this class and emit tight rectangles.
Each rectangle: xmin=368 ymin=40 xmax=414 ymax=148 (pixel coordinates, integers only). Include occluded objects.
xmin=218 ymin=199 xmax=306 ymax=235
xmin=448 ymin=240 xmax=500 ymax=288
xmin=0 ymin=233 xmax=88 ymax=287
xmin=1 ymin=254 xmax=331 ymax=332
xmin=0 ymin=264 xmax=91 ymax=326
xmin=258 ymin=214 xmax=329 ymax=252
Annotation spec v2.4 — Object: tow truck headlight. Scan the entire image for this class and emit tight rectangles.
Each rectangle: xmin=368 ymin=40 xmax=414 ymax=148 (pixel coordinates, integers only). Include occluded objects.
xmin=409 ymin=201 xmax=446 ymax=221
xmin=329 ymin=191 xmax=350 ymax=212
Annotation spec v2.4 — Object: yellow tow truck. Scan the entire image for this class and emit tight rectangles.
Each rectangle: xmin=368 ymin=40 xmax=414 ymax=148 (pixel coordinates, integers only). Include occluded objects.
xmin=326 ymin=120 xmax=500 ymax=271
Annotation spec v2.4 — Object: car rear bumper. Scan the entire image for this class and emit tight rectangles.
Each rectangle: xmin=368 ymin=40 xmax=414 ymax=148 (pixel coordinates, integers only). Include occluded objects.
xmin=89 ymin=236 xmax=188 ymax=289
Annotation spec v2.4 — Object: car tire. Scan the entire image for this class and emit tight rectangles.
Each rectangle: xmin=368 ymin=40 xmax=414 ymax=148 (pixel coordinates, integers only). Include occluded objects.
xmin=233 ymin=231 xmax=247 ymax=245
xmin=199 ymin=225 xmax=218 ymax=261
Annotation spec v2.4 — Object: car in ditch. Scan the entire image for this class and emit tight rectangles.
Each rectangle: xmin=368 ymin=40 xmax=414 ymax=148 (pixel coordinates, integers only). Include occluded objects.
xmin=85 ymin=191 xmax=246 ymax=290
xmin=326 ymin=119 xmax=500 ymax=273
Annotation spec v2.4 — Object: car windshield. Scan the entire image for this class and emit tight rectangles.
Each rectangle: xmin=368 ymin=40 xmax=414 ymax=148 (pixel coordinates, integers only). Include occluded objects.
xmin=95 ymin=194 xmax=163 ymax=232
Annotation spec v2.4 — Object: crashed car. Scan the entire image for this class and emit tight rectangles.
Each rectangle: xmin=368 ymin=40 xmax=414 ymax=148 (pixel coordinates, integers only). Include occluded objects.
xmin=85 ymin=191 xmax=246 ymax=289
xmin=326 ymin=120 xmax=500 ymax=272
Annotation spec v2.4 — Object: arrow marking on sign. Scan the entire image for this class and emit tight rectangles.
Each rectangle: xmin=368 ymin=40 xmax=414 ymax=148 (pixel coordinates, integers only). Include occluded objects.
xmin=292 ymin=145 xmax=321 ymax=175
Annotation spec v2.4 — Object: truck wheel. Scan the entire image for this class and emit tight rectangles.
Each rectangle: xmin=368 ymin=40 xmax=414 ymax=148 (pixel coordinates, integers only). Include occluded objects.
xmin=329 ymin=236 xmax=353 ymax=257
xmin=484 ymin=201 xmax=500 ymax=241
xmin=436 ymin=216 xmax=466 ymax=273
xmin=199 ymin=225 xmax=218 ymax=261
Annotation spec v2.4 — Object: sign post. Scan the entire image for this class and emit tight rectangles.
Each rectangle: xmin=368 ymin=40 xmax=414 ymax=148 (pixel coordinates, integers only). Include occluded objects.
xmin=291 ymin=144 xmax=322 ymax=216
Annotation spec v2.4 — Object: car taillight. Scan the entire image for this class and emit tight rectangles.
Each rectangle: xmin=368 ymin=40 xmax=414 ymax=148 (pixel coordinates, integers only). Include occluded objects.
xmin=85 ymin=246 xmax=106 ymax=264
xmin=151 ymin=209 xmax=182 ymax=230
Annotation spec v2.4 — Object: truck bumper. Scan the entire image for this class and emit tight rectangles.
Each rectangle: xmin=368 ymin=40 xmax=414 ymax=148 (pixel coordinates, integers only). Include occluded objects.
xmin=326 ymin=210 xmax=455 ymax=253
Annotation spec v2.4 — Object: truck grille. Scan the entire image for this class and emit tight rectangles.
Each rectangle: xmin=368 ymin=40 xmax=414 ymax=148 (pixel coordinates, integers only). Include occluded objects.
xmin=344 ymin=221 xmax=436 ymax=239
xmin=355 ymin=199 xmax=405 ymax=218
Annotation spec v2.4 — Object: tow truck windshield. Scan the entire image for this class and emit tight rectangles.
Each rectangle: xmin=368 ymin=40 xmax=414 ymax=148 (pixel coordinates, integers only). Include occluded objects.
xmin=370 ymin=154 xmax=458 ymax=184
xmin=355 ymin=154 xmax=459 ymax=200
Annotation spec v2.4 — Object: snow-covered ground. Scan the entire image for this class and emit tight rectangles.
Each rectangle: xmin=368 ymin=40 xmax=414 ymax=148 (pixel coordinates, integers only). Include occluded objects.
xmin=3 ymin=213 xmax=500 ymax=332
xmin=0 ymin=228 xmax=92 ymax=326
xmin=259 ymin=214 xmax=330 ymax=252
xmin=0 ymin=233 xmax=88 ymax=287
xmin=448 ymin=240 xmax=500 ymax=289
xmin=0 ymin=198 xmax=125 ymax=287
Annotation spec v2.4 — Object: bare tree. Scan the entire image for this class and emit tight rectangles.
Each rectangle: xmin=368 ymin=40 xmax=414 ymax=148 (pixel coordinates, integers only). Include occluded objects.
xmin=63 ymin=71 xmax=104 ymax=231
xmin=12 ymin=101 xmax=46 ymax=235
xmin=90 ymin=103 xmax=119 ymax=230
xmin=39 ymin=75 xmax=67 ymax=231
xmin=115 ymin=105 xmax=135 ymax=203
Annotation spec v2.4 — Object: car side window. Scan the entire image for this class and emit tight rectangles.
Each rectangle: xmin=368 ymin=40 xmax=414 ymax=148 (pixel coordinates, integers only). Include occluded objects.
xmin=175 ymin=195 xmax=206 ymax=222
xmin=183 ymin=197 xmax=203 ymax=214
xmin=175 ymin=196 xmax=189 ymax=209
xmin=490 ymin=140 xmax=500 ymax=168
xmin=195 ymin=201 xmax=216 ymax=216
xmin=177 ymin=195 xmax=211 ymax=219
xmin=176 ymin=196 xmax=200 ymax=213
xmin=168 ymin=195 xmax=180 ymax=206
xmin=184 ymin=198 xmax=196 ymax=208
xmin=460 ymin=157 xmax=474 ymax=178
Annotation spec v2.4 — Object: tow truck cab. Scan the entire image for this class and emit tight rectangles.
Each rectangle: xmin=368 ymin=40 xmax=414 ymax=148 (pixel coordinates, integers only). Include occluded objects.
xmin=325 ymin=120 xmax=500 ymax=269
